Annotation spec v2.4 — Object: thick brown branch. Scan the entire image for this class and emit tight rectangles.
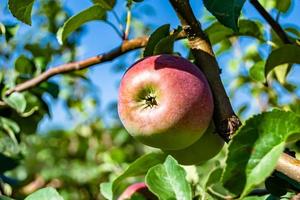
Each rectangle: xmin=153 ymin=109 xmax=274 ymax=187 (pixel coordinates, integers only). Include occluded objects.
xmin=169 ymin=0 xmax=300 ymax=187
xmin=169 ymin=0 xmax=241 ymax=142
xmin=250 ymin=0 xmax=292 ymax=44
xmin=5 ymin=37 xmax=149 ymax=96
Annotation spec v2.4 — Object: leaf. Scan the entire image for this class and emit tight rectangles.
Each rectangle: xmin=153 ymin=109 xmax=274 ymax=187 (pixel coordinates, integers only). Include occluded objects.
xmin=275 ymin=0 xmax=291 ymax=13
xmin=222 ymin=110 xmax=300 ymax=197
xmin=24 ymin=187 xmax=64 ymax=200
xmin=274 ymin=64 xmax=291 ymax=84
xmin=4 ymin=92 xmax=26 ymax=113
xmin=0 ymin=153 xmax=19 ymax=173
xmin=38 ymin=82 xmax=60 ymax=98
xmin=57 ymin=5 xmax=107 ymax=44
xmin=0 ymin=117 xmax=20 ymax=145
xmin=143 ymin=24 xmax=170 ymax=57
xmin=15 ymin=55 xmax=36 ymax=75
xmin=153 ymin=27 xmax=181 ymax=55
xmin=205 ymin=20 xmax=263 ymax=45
xmin=241 ymin=195 xmax=270 ymax=200
xmin=203 ymin=0 xmax=246 ymax=31
xmin=92 ymin=0 xmax=116 ymax=10
xmin=100 ymin=152 xmax=166 ymax=200
xmin=8 ymin=0 xmax=35 ymax=25
xmin=249 ymin=60 xmax=266 ymax=82
xmin=145 ymin=156 xmax=192 ymax=200
xmin=265 ymin=44 xmax=300 ymax=77
xmin=0 ymin=196 xmax=16 ymax=200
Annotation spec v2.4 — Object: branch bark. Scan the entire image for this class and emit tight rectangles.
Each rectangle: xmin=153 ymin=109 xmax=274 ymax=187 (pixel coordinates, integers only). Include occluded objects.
xmin=250 ymin=0 xmax=292 ymax=44
xmin=5 ymin=36 xmax=149 ymax=96
xmin=169 ymin=0 xmax=241 ymax=142
xmin=169 ymin=0 xmax=300 ymax=189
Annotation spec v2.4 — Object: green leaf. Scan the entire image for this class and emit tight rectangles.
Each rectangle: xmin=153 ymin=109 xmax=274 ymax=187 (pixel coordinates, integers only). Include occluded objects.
xmin=8 ymin=0 xmax=35 ymax=25
xmin=265 ymin=44 xmax=300 ymax=77
xmin=0 ymin=117 xmax=20 ymax=145
xmin=38 ymin=82 xmax=60 ymax=98
xmin=144 ymin=24 xmax=170 ymax=57
xmin=4 ymin=92 xmax=26 ymax=113
xmin=275 ymin=0 xmax=291 ymax=13
xmin=249 ymin=60 xmax=266 ymax=82
xmin=241 ymin=195 xmax=270 ymax=200
xmin=100 ymin=152 xmax=166 ymax=200
xmin=57 ymin=5 xmax=107 ymax=44
xmin=274 ymin=64 xmax=291 ymax=84
xmin=15 ymin=55 xmax=36 ymax=75
xmin=205 ymin=168 xmax=223 ymax=188
xmin=145 ymin=156 xmax=192 ymax=200
xmin=222 ymin=110 xmax=300 ymax=197
xmin=203 ymin=0 xmax=246 ymax=31
xmin=24 ymin=187 xmax=64 ymax=200
xmin=0 ymin=153 xmax=19 ymax=173
xmin=153 ymin=27 xmax=181 ymax=55
xmin=92 ymin=0 xmax=116 ymax=10
xmin=0 ymin=196 xmax=16 ymax=200
xmin=205 ymin=20 xmax=263 ymax=45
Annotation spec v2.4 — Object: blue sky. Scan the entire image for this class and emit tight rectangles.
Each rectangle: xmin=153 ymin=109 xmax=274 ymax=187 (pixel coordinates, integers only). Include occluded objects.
xmin=1 ymin=0 xmax=299 ymax=130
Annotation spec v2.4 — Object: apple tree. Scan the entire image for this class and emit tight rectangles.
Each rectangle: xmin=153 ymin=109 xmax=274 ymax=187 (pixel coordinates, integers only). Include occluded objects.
xmin=0 ymin=0 xmax=300 ymax=199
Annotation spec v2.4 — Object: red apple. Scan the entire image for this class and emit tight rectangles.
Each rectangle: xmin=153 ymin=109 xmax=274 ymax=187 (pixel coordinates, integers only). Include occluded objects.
xmin=163 ymin=123 xmax=224 ymax=165
xmin=118 ymin=54 xmax=213 ymax=150
xmin=118 ymin=182 xmax=157 ymax=200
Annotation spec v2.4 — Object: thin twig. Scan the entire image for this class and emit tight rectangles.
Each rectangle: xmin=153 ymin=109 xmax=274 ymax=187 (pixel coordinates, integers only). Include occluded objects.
xmin=5 ymin=31 xmax=186 ymax=96
xmin=5 ymin=36 xmax=148 ymax=96
xmin=104 ymin=21 xmax=124 ymax=39
xmin=250 ymin=0 xmax=292 ymax=44
xmin=112 ymin=10 xmax=124 ymax=32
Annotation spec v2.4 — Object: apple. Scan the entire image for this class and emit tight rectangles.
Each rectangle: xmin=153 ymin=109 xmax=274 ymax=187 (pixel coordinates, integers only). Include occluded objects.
xmin=118 ymin=182 xmax=157 ymax=200
xmin=163 ymin=123 xmax=224 ymax=165
xmin=118 ymin=54 xmax=214 ymax=150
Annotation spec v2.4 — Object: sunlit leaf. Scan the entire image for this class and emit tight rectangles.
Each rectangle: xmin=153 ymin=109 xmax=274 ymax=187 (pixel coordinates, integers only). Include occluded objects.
xmin=4 ymin=92 xmax=26 ymax=113
xmin=8 ymin=0 xmax=35 ymax=25
xmin=223 ymin=110 xmax=300 ymax=197
xmin=203 ymin=0 xmax=246 ymax=31
xmin=146 ymin=156 xmax=192 ymax=200
xmin=57 ymin=5 xmax=107 ymax=44
xmin=24 ymin=187 xmax=64 ymax=200
xmin=265 ymin=44 xmax=300 ymax=77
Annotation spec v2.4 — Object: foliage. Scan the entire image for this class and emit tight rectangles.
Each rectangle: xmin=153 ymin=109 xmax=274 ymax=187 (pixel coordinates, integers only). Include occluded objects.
xmin=0 ymin=0 xmax=300 ymax=199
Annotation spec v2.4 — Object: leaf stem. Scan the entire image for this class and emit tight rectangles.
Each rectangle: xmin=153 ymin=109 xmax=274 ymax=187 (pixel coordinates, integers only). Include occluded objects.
xmin=104 ymin=21 xmax=124 ymax=39
xmin=123 ymin=9 xmax=132 ymax=40
xmin=250 ymin=0 xmax=292 ymax=44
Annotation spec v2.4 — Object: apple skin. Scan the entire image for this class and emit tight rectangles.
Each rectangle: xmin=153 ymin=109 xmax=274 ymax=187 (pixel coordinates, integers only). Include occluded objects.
xmin=118 ymin=54 xmax=214 ymax=150
xmin=163 ymin=123 xmax=224 ymax=165
xmin=118 ymin=182 xmax=157 ymax=200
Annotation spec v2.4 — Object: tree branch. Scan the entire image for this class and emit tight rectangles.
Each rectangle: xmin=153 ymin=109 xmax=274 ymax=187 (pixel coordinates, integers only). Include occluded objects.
xmin=250 ymin=0 xmax=292 ymax=44
xmin=5 ymin=36 xmax=149 ymax=96
xmin=277 ymin=153 xmax=300 ymax=183
xmin=169 ymin=0 xmax=300 ymax=187
xmin=169 ymin=0 xmax=241 ymax=142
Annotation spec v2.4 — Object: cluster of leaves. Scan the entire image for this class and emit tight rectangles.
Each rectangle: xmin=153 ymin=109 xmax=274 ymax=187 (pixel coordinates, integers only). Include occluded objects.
xmin=1 ymin=0 xmax=300 ymax=199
